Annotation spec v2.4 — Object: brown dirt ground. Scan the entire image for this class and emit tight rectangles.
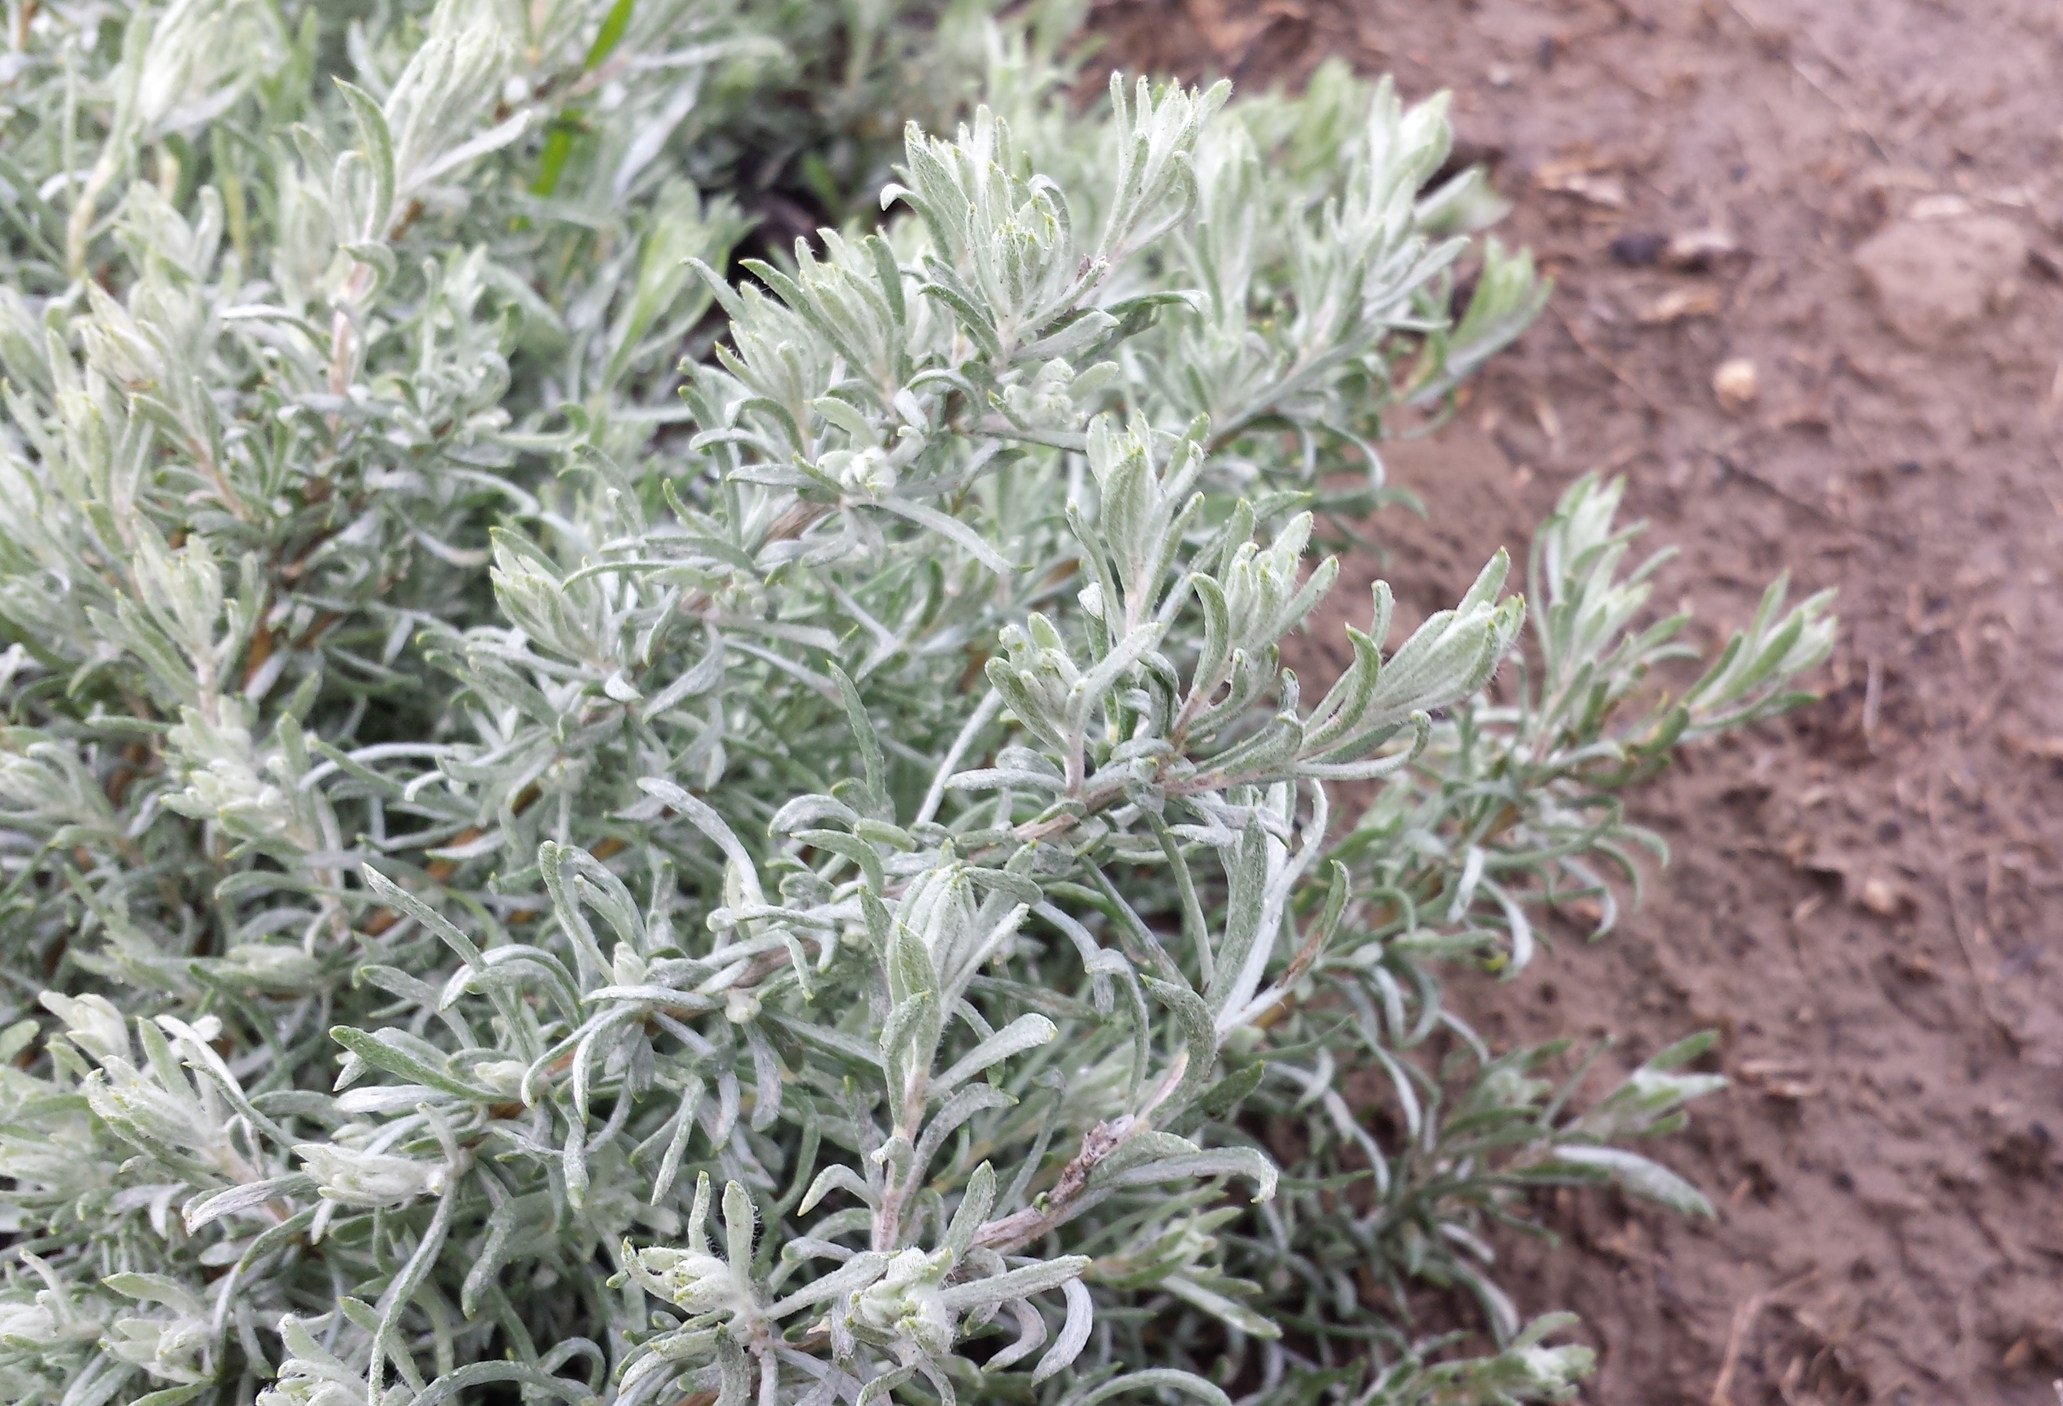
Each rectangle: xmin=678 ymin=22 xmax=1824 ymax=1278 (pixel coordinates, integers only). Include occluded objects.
xmin=1097 ymin=2 xmax=2063 ymax=1402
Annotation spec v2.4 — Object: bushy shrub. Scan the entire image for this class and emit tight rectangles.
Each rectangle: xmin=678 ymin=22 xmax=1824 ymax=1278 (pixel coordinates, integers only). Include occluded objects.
xmin=0 ymin=3 xmax=1833 ymax=1405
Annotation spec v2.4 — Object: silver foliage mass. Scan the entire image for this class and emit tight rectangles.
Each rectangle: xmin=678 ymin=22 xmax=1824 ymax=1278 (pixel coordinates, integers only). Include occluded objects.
xmin=0 ymin=3 xmax=1833 ymax=1405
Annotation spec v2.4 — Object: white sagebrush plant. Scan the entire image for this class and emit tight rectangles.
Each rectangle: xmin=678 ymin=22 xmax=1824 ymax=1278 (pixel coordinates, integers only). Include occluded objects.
xmin=0 ymin=3 xmax=1835 ymax=1406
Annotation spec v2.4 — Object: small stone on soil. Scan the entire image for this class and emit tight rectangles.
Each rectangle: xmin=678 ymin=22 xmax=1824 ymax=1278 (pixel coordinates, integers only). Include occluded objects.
xmin=1852 ymin=214 xmax=2028 ymax=345
xmin=1608 ymin=230 xmax=1667 ymax=265
xmin=1856 ymin=875 xmax=1911 ymax=917
xmin=1712 ymin=357 xmax=1758 ymax=410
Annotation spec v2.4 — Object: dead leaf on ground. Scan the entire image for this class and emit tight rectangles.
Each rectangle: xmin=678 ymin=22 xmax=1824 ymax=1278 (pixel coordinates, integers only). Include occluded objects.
xmin=1596 ymin=1222 xmax=1651 ymax=1263
xmin=1907 ymin=192 xmax=1974 ymax=221
xmin=1896 ymin=950 xmax=1937 ymax=981
xmin=1772 ymin=392 xmax=1831 ymax=431
xmin=1738 ymin=1058 xmax=1822 ymax=1099
xmin=1638 ymin=285 xmax=1723 ymax=323
xmin=1179 ymin=0 xmax=1308 ymax=55
xmin=1664 ymin=226 xmax=1740 ymax=267
xmin=1609 ymin=226 xmax=1741 ymax=268
xmin=1554 ymin=895 xmax=1604 ymax=927
xmin=1536 ymin=156 xmax=1627 ymax=208
xmin=2002 ymin=731 xmax=2063 ymax=762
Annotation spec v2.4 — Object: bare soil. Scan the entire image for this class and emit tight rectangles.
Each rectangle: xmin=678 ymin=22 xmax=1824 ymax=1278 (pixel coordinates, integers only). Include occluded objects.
xmin=1097 ymin=2 xmax=2063 ymax=1402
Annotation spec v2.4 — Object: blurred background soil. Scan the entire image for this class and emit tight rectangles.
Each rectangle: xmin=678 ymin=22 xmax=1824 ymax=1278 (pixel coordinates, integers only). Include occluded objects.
xmin=1095 ymin=2 xmax=2063 ymax=1402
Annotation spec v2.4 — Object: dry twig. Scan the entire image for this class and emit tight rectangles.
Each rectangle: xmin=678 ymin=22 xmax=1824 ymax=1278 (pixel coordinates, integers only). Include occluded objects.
xmin=1710 ymin=1270 xmax=1819 ymax=1406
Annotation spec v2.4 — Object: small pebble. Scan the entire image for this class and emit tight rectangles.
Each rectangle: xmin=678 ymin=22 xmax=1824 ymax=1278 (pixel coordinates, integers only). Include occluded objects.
xmin=1608 ymin=231 xmax=1667 ymax=266
xmin=1712 ymin=357 xmax=1758 ymax=411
